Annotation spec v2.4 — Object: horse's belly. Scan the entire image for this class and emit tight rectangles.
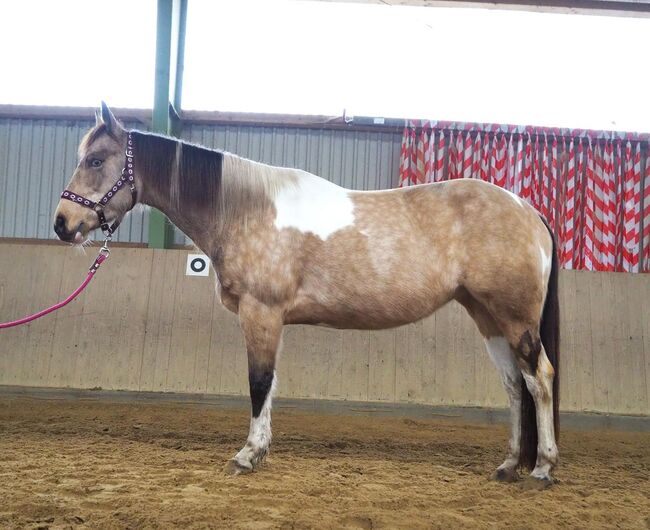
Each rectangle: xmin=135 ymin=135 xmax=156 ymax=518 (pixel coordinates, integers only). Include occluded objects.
xmin=286 ymin=280 xmax=453 ymax=330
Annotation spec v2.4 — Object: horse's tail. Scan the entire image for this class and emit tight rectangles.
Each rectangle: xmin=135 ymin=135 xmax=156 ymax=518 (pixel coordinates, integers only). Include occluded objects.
xmin=519 ymin=218 xmax=560 ymax=470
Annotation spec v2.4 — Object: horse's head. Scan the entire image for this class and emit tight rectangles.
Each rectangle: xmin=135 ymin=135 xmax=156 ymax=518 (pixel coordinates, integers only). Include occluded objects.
xmin=54 ymin=102 xmax=136 ymax=244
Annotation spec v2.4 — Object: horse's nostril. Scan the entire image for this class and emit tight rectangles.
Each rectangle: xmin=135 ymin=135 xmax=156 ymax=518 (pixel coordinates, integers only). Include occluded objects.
xmin=54 ymin=215 xmax=67 ymax=236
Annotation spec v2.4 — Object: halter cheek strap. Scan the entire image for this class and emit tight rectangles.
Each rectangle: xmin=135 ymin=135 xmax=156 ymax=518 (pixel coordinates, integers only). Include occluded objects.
xmin=61 ymin=132 xmax=137 ymax=237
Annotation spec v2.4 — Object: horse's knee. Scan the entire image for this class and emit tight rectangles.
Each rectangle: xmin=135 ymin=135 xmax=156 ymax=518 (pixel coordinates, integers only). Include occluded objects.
xmin=238 ymin=297 xmax=283 ymax=415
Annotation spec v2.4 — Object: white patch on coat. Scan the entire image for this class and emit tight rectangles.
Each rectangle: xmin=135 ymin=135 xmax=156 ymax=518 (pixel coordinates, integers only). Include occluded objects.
xmin=357 ymin=224 xmax=397 ymax=278
xmin=485 ymin=337 xmax=520 ymax=393
xmin=273 ymin=172 xmax=354 ymax=239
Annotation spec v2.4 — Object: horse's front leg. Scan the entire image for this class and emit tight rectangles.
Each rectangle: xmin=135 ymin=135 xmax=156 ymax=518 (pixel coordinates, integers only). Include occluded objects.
xmin=224 ymin=295 xmax=283 ymax=475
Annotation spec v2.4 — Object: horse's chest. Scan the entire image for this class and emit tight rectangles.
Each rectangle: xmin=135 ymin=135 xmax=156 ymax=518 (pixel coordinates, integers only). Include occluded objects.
xmin=215 ymin=238 xmax=301 ymax=305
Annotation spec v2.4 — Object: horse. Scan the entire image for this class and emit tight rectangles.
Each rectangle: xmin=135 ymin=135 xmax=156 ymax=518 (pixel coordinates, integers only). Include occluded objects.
xmin=54 ymin=103 xmax=560 ymax=486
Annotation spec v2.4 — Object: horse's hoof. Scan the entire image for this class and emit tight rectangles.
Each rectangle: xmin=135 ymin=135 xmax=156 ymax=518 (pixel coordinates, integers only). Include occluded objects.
xmin=491 ymin=468 xmax=520 ymax=483
xmin=223 ymin=458 xmax=253 ymax=476
xmin=520 ymin=475 xmax=555 ymax=490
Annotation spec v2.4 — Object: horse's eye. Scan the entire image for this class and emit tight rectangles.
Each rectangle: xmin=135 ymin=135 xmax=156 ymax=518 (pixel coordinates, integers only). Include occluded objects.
xmin=91 ymin=158 xmax=103 ymax=168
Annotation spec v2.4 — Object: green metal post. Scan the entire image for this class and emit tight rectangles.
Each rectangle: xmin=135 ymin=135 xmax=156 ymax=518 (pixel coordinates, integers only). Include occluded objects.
xmin=169 ymin=0 xmax=187 ymax=139
xmin=149 ymin=0 xmax=187 ymax=249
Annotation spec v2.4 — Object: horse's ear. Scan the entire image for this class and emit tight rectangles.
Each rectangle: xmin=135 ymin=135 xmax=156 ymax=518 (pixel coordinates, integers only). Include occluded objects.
xmin=94 ymin=107 xmax=102 ymax=126
xmin=100 ymin=101 xmax=121 ymax=136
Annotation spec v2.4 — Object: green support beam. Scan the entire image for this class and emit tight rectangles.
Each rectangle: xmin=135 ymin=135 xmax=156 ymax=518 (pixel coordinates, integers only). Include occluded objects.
xmin=149 ymin=0 xmax=188 ymax=249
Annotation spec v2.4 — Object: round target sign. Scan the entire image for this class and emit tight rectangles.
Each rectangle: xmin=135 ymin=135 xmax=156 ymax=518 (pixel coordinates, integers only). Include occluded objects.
xmin=185 ymin=254 xmax=210 ymax=276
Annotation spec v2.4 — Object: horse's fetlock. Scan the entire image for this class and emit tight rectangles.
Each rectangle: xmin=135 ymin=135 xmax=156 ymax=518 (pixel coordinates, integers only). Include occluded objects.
xmin=537 ymin=445 xmax=559 ymax=467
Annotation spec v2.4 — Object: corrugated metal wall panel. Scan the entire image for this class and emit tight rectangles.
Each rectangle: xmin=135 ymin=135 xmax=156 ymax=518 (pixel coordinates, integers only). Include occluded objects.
xmin=179 ymin=124 xmax=401 ymax=189
xmin=0 ymin=117 xmax=402 ymax=244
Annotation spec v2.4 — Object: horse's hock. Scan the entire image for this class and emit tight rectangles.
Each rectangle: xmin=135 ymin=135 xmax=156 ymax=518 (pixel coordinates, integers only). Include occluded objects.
xmin=1 ymin=240 xmax=648 ymax=417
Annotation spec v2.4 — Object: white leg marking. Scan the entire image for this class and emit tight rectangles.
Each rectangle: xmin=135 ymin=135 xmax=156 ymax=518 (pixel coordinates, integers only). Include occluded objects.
xmin=248 ymin=372 xmax=276 ymax=452
xmin=485 ymin=337 xmax=522 ymax=471
xmin=233 ymin=371 xmax=277 ymax=470
xmin=273 ymin=173 xmax=354 ymax=239
xmin=521 ymin=349 xmax=558 ymax=479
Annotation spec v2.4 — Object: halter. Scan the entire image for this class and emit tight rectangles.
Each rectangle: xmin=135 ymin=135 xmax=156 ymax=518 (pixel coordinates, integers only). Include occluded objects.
xmin=60 ymin=132 xmax=137 ymax=238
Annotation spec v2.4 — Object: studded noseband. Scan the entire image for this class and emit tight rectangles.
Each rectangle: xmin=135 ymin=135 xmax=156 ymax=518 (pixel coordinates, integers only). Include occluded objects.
xmin=60 ymin=132 xmax=137 ymax=237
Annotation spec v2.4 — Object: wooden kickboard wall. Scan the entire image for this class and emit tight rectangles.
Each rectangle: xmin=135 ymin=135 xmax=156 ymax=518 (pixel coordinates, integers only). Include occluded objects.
xmin=1 ymin=242 xmax=649 ymax=416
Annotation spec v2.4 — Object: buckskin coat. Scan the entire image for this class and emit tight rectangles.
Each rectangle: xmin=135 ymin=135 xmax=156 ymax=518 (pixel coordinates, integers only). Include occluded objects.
xmin=54 ymin=104 xmax=560 ymax=487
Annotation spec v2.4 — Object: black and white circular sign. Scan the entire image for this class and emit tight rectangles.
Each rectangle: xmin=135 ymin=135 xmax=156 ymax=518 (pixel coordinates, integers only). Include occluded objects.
xmin=185 ymin=254 xmax=210 ymax=277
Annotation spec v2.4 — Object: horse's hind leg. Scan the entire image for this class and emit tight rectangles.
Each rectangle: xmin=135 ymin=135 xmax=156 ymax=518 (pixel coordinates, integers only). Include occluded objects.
xmin=224 ymin=295 xmax=283 ymax=475
xmin=516 ymin=335 xmax=558 ymax=482
xmin=458 ymin=293 xmax=522 ymax=482
xmin=485 ymin=337 xmax=523 ymax=482
xmin=499 ymin=320 xmax=559 ymax=485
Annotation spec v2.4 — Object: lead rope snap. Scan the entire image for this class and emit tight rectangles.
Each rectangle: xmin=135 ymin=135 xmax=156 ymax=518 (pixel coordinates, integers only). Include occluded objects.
xmin=101 ymin=235 xmax=111 ymax=255
xmin=89 ymin=237 xmax=111 ymax=274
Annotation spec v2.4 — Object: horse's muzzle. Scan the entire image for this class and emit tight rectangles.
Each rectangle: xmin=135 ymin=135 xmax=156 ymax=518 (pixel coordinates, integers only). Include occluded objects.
xmin=54 ymin=215 xmax=84 ymax=244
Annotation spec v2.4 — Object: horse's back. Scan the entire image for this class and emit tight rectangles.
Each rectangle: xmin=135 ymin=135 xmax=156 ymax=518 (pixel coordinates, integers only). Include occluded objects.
xmin=351 ymin=179 xmax=550 ymax=267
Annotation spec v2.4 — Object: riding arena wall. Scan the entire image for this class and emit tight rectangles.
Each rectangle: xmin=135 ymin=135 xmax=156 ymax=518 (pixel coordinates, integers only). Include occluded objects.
xmin=0 ymin=108 xmax=649 ymax=418
xmin=1 ymin=242 xmax=649 ymax=417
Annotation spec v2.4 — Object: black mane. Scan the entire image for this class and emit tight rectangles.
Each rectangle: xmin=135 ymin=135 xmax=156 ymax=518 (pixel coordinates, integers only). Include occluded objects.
xmin=134 ymin=131 xmax=223 ymax=212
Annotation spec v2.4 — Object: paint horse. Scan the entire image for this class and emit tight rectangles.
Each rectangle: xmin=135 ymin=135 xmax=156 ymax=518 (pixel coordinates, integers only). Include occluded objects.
xmin=54 ymin=104 xmax=560 ymax=486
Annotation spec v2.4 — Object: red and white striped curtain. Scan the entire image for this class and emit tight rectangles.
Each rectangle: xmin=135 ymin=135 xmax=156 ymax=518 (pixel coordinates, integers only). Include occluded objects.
xmin=399 ymin=123 xmax=650 ymax=273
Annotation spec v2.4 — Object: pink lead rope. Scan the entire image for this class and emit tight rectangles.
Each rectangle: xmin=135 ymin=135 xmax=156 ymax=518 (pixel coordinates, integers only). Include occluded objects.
xmin=60 ymin=132 xmax=137 ymax=238
xmin=2 ymin=132 xmax=136 ymax=330
xmin=0 ymin=246 xmax=109 ymax=329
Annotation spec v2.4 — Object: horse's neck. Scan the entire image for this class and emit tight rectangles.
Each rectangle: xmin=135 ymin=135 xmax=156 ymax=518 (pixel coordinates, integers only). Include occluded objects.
xmin=142 ymin=191 xmax=214 ymax=251
xmin=135 ymin=133 xmax=218 ymax=250
xmin=136 ymin=136 xmax=298 ymax=253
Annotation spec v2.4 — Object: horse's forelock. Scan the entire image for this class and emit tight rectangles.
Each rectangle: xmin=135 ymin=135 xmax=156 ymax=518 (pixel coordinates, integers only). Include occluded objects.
xmin=77 ymin=123 xmax=120 ymax=159
xmin=77 ymin=123 xmax=108 ymax=159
